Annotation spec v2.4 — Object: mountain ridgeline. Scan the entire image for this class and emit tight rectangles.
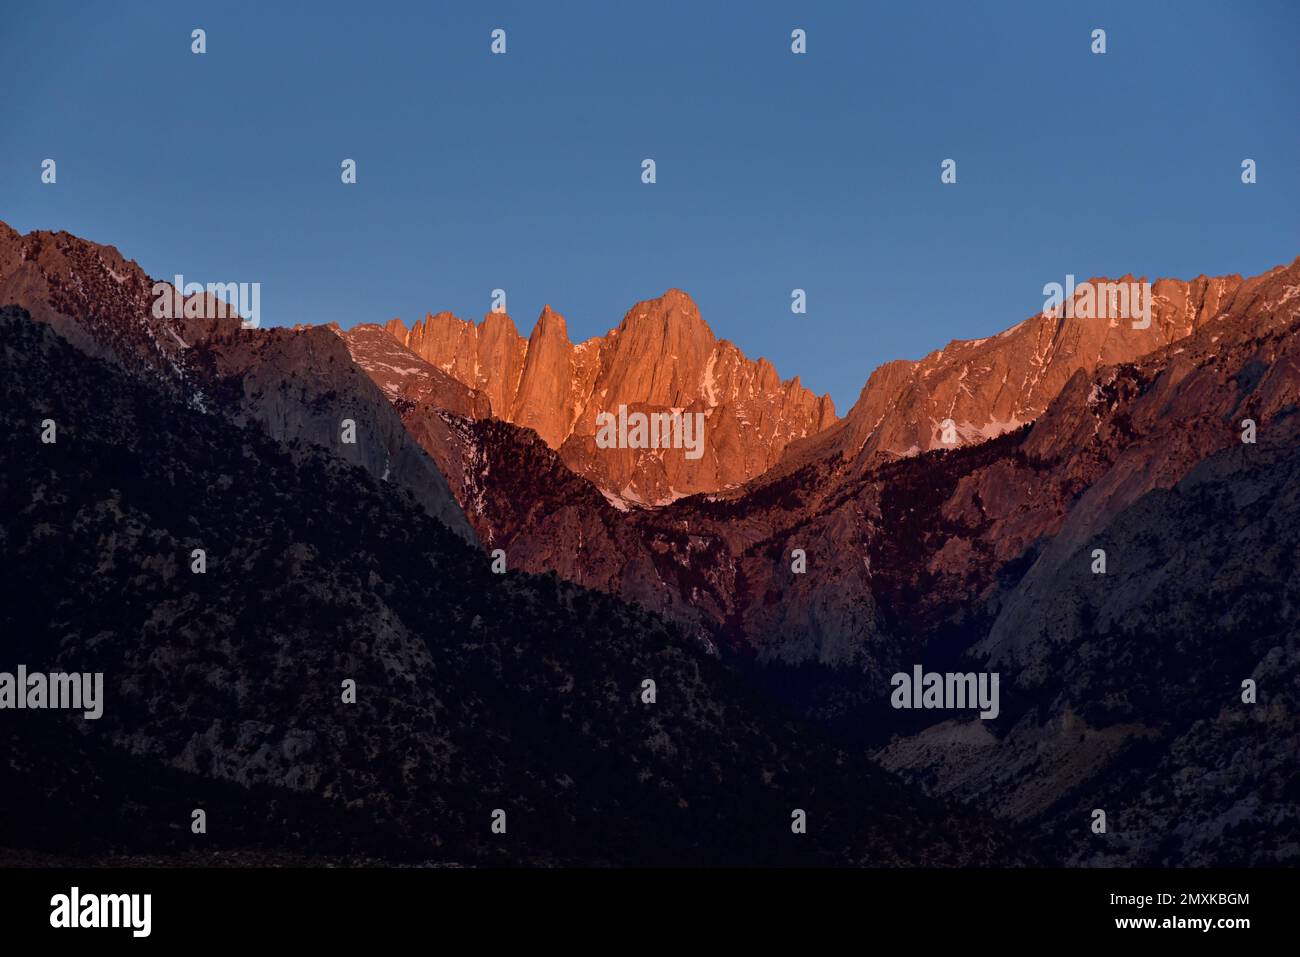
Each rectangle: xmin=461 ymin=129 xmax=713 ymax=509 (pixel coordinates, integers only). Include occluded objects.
xmin=3 ymin=216 xmax=1298 ymax=866
xmin=1 ymin=306 xmax=1025 ymax=865
xmin=380 ymin=290 xmax=837 ymax=505
xmin=343 ymin=253 xmax=1300 ymax=865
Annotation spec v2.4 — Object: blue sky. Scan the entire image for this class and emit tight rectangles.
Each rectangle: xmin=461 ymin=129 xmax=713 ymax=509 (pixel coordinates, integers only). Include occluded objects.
xmin=3 ymin=0 xmax=1297 ymax=411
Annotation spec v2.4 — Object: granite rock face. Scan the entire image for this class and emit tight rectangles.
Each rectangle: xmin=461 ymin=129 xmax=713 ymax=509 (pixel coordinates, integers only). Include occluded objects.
xmin=383 ymin=289 xmax=837 ymax=504
xmin=350 ymin=256 xmax=1300 ymax=865
xmin=0 ymin=220 xmax=474 ymax=544
xmin=7 ymin=214 xmax=1298 ymax=866
xmin=0 ymin=307 xmax=1017 ymax=867
xmin=771 ymin=272 xmax=1243 ymax=481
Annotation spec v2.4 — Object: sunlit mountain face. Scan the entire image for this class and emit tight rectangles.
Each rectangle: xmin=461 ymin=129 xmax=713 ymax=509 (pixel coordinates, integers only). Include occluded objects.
xmin=2 ymin=0 xmax=1298 ymax=890
xmin=2 ymin=214 xmax=1297 ymax=866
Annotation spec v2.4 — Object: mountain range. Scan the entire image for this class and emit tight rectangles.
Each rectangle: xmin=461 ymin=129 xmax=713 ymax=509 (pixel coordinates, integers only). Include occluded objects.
xmin=2 ymin=217 xmax=1297 ymax=866
xmin=380 ymin=290 xmax=836 ymax=505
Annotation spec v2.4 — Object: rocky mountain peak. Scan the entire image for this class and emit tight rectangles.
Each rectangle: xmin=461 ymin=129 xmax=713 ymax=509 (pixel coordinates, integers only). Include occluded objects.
xmin=380 ymin=290 xmax=836 ymax=504
xmin=770 ymin=270 xmax=1249 ymax=481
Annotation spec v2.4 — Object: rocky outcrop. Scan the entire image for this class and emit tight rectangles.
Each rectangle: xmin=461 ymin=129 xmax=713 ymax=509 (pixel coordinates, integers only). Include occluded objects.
xmin=384 ymin=289 xmax=837 ymax=504
xmin=1 ymin=308 xmax=1021 ymax=866
xmin=10 ymin=215 xmax=1298 ymax=867
xmin=0 ymin=220 xmax=473 ymax=543
xmin=771 ymin=272 xmax=1244 ymax=481
xmin=880 ymin=437 xmax=1300 ymax=865
xmin=362 ymin=260 xmax=1300 ymax=681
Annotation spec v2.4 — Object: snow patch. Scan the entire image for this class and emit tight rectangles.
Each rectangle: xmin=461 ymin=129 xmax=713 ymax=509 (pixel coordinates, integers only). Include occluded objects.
xmin=701 ymin=350 xmax=719 ymax=406
xmin=976 ymin=416 xmax=1023 ymax=439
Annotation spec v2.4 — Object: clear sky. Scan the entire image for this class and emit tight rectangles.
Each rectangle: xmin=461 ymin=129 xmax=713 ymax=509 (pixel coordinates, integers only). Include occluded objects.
xmin=3 ymin=1 xmax=1297 ymax=411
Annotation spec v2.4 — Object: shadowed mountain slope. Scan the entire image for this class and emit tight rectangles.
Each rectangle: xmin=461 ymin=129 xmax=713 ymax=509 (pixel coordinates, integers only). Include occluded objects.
xmin=0 ymin=308 xmax=1025 ymax=866
xmin=0 ymin=221 xmax=474 ymax=543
